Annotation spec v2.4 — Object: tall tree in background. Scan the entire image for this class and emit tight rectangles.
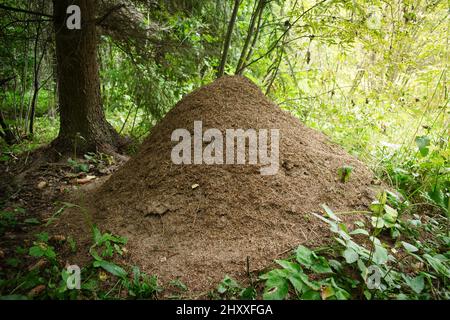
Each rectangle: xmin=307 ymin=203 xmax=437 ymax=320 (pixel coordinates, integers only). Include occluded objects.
xmin=52 ymin=0 xmax=121 ymax=154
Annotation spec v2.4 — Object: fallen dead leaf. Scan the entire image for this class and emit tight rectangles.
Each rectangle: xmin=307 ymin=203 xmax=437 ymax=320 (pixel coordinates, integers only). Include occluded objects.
xmin=320 ymin=285 xmax=334 ymax=300
xmin=75 ymin=175 xmax=96 ymax=185
xmin=28 ymin=285 xmax=46 ymax=297
xmin=50 ymin=235 xmax=66 ymax=242
xmin=37 ymin=181 xmax=47 ymax=189
xmin=191 ymin=183 xmax=199 ymax=189
xmin=28 ymin=259 xmax=48 ymax=271
xmin=99 ymin=271 xmax=108 ymax=282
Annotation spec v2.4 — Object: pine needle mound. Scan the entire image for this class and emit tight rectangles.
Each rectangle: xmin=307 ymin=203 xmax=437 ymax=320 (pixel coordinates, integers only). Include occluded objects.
xmin=66 ymin=76 xmax=377 ymax=292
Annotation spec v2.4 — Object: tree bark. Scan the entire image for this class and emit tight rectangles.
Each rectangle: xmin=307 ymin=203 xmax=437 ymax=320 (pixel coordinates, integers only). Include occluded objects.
xmin=0 ymin=110 xmax=17 ymax=145
xmin=52 ymin=0 xmax=121 ymax=154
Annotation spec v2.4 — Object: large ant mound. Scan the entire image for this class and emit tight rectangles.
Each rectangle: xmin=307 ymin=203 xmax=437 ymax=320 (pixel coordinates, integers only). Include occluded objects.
xmin=64 ymin=76 xmax=377 ymax=293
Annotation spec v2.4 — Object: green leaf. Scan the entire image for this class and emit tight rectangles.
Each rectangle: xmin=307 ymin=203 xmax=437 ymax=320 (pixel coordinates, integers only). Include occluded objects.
xmin=350 ymin=228 xmax=369 ymax=236
xmin=297 ymin=272 xmax=321 ymax=291
xmin=369 ymin=202 xmax=383 ymax=214
xmin=372 ymin=244 xmax=388 ymax=265
xmin=415 ymin=136 xmax=430 ymax=156
xmin=78 ymin=163 xmax=90 ymax=173
xmin=259 ymin=269 xmax=291 ymax=280
xmin=338 ymin=166 xmax=353 ymax=183
xmin=321 ymin=204 xmax=341 ymax=222
xmin=263 ymin=276 xmax=289 ymax=300
xmin=343 ymin=248 xmax=359 ymax=263
xmin=423 ymin=254 xmax=450 ymax=279
xmin=371 ymin=216 xmax=384 ymax=229
xmin=217 ymin=275 xmax=240 ymax=294
xmin=310 ymin=256 xmax=333 ymax=274
xmin=90 ymin=247 xmax=103 ymax=261
xmin=401 ymin=241 xmax=419 ymax=253
xmin=383 ymin=205 xmax=398 ymax=227
xmin=29 ymin=246 xmax=44 ymax=257
xmin=92 ymin=225 xmax=102 ymax=245
xmin=403 ymin=274 xmax=425 ymax=294
xmin=384 ymin=205 xmax=398 ymax=219
xmin=357 ymin=259 xmax=367 ymax=274
xmin=287 ymin=274 xmax=306 ymax=295
xmin=275 ymin=260 xmax=302 ymax=274
xmin=301 ymin=290 xmax=321 ymax=300
xmin=240 ymin=287 xmax=256 ymax=300
xmin=334 ymin=287 xmax=350 ymax=300
xmin=295 ymin=245 xmax=313 ymax=268
xmin=93 ymin=260 xmax=128 ymax=278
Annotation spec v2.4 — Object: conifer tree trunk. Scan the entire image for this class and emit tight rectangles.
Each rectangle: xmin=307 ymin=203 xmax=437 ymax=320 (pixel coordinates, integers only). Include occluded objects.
xmin=52 ymin=0 xmax=121 ymax=154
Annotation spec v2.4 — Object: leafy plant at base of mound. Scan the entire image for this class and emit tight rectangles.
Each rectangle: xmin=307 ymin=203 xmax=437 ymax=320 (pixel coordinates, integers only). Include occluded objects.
xmin=260 ymin=196 xmax=449 ymax=300
xmin=89 ymin=224 xmax=163 ymax=299
xmin=212 ymin=275 xmax=257 ymax=300
xmin=0 ymin=212 xmax=163 ymax=300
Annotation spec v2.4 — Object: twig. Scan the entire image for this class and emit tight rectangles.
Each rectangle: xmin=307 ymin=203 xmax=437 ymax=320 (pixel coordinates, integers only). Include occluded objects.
xmin=0 ymin=4 xmax=53 ymax=19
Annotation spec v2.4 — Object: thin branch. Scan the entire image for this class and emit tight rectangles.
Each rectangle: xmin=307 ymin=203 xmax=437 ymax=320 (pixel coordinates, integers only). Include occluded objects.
xmin=0 ymin=4 xmax=53 ymax=19
xmin=237 ymin=0 xmax=329 ymax=73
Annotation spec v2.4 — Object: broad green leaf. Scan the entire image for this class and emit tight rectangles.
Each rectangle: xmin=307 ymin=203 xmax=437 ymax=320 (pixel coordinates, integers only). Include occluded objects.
xmin=29 ymin=246 xmax=44 ymax=257
xmin=357 ymin=259 xmax=367 ymax=274
xmin=369 ymin=202 xmax=383 ymax=214
xmin=295 ymin=245 xmax=313 ymax=267
xmin=401 ymin=241 xmax=419 ymax=253
xmin=372 ymin=244 xmax=388 ymax=265
xmin=311 ymin=256 xmax=333 ymax=274
xmin=415 ymin=136 xmax=430 ymax=156
xmin=93 ymin=260 xmax=127 ymax=278
xmin=90 ymin=248 xmax=102 ymax=261
xmin=263 ymin=276 xmax=289 ymax=300
xmin=371 ymin=216 xmax=384 ymax=229
xmin=275 ymin=260 xmax=302 ymax=274
xmin=321 ymin=204 xmax=341 ymax=222
xmin=259 ymin=268 xmax=291 ymax=280
xmin=301 ymin=290 xmax=321 ymax=300
xmin=217 ymin=275 xmax=240 ymax=294
xmin=384 ymin=205 xmax=398 ymax=219
xmin=350 ymin=228 xmax=369 ymax=236
xmin=240 ymin=287 xmax=256 ymax=300
xmin=287 ymin=274 xmax=306 ymax=295
xmin=320 ymin=285 xmax=335 ymax=300
xmin=343 ymin=248 xmax=359 ymax=263
xmin=334 ymin=287 xmax=351 ymax=300
xmin=423 ymin=254 xmax=450 ymax=279
xmin=297 ymin=272 xmax=321 ymax=291
xmin=92 ymin=225 xmax=102 ymax=245
xmin=403 ymin=274 xmax=425 ymax=294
